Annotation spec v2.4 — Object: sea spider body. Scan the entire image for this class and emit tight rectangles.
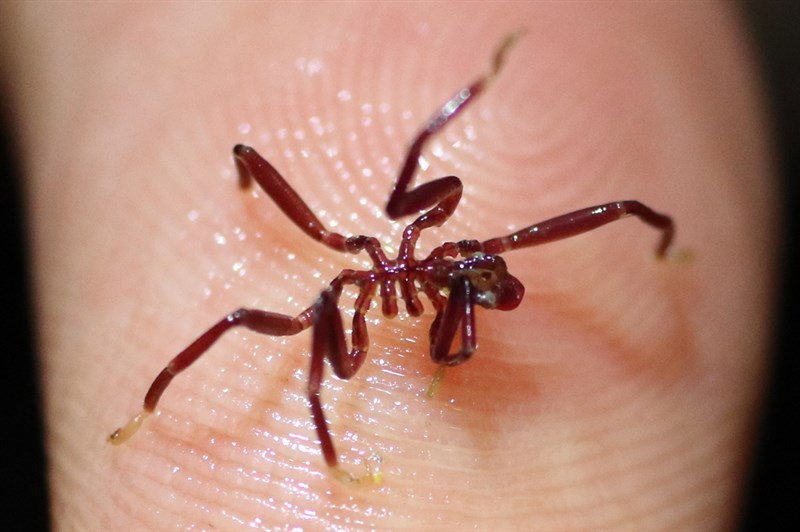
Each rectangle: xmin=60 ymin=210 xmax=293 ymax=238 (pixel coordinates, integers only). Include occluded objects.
xmin=110 ymin=33 xmax=674 ymax=484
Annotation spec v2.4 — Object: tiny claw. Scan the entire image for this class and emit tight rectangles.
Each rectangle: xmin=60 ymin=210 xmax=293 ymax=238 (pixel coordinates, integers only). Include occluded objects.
xmin=666 ymin=247 xmax=694 ymax=263
xmin=232 ymin=144 xmax=254 ymax=189
xmin=488 ymin=29 xmax=527 ymax=79
xmin=108 ymin=411 xmax=149 ymax=445
xmin=329 ymin=454 xmax=383 ymax=486
xmin=426 ymin=365 xmax=448 ymax=398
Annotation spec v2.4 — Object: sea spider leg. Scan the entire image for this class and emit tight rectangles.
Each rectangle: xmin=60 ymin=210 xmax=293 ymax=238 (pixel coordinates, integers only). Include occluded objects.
xmin=385 ymin=31 xmax=523 ymax=221
xmin=108 ymin=308 xmax=312 ymax=444
xmin=477 ymin=200 xmax=675 ymax=258
xmin=420 ymin=276 xmax=477 ymax=398
xmin=307 ymin=274 xmax=382 ymax=482
xmin=429 ymin=276 xmax=477 ymax=366
xmin=233 ymin=144 xmax=343 ymax=249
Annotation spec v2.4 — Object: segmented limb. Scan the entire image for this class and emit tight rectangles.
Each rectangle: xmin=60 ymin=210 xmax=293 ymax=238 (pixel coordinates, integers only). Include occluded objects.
xmin=234 ymin=144 xmax=386 ymax=255
xmin=423 ymin=276 xmax=477 ymax=397
xmin=108 ymin=308 xmax=311 ymax=444
xmin=385 ymin=31 xmax=524 ymax=221
xmin=479 ymin=200 xmax=675 ymax=258
xmin=429 ymin=276 xmax=477 ymax=366
xmin=308 ymin=276 xmax=383 ymax=484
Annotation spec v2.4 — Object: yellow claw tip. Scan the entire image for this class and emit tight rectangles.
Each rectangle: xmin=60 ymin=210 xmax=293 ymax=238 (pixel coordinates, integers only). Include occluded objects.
xmin=426 ymin=366 xmax=447 ymax=398
xmin=669 ymin=248 xmax=695 ymax=263
xmin=330 ymin=454 xmax=383 ymax=487
xmin=488 ymin=30 xmax=526 ymax=78
xmin=505 ymin=28 xmax=528 ymax=47
xmin=107 ymin=411 xmax=148 ymax=445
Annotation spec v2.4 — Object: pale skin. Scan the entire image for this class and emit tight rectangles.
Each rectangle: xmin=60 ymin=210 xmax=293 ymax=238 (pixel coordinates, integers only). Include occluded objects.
xmin=3 ymin=2 xmax=775 ymax=530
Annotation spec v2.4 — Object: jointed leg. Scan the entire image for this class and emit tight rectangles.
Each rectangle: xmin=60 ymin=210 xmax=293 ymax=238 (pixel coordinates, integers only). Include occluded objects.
xmin=108 ymin=307 xmax=312 ymax=444
xmin=235 ymin=143 xmax=399 ymax=265
xmin=307 ymin=280 xmax=382 ymax=484
xmin=234 ymin=145 xmax=355 ymax=253
xmin=385 ymin=32 xmax=523 ymax=221
xmin=429 ymin=276 xmax=477 ymax=366
xmin=423 ymin=277 xmax=477 ymax=398
xmin=479 ymin=200 xmax=675 ymax=258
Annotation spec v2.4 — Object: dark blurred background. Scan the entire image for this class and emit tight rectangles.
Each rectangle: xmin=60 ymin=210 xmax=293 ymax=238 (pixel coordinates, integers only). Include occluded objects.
xmin=0 ymin=2 xmax=797 ymax=529
xmin=0 ymin=75 xmax=47 ymax=527
xmin=739 ymin=1 xmax=800 ymax=529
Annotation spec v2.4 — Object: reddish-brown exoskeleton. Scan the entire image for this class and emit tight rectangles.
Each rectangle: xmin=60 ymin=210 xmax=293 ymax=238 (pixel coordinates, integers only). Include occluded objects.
xmin=109 ymin=33 xmax=674 ymax=484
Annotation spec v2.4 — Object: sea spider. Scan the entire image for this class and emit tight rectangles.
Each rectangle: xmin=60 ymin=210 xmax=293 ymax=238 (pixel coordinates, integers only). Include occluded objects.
xmin=110 ymin=33 xmax=674 ymax=484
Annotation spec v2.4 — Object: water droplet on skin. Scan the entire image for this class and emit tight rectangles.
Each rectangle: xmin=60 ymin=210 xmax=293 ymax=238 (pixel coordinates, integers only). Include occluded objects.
xmin=464 ymin=124 xmax=477 ymax=140
xmin=309 ymin=116 xmax=325 ymax=136
xmin=295 ymin=57 xmax=323 ymax=76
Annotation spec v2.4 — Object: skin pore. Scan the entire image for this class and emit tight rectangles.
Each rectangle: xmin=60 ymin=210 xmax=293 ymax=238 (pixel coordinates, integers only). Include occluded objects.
xmin=3 ymin=2 xmax=775 ymax=530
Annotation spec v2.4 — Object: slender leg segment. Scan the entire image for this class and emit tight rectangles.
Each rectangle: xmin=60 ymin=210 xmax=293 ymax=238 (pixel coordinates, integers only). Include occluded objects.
xmin=308 ymin=290 xmax=344 ymax=468
xmin=480 ymin=200 xmax=675 ymax=258
xmin=429 ymin=276 xmax=477 ymax=366
xmin=308 ymin=278 xmax=383 ymax=483
xmin=312 ymin=279 xmax=372 ymax=382
xmin=108 ymin=308 xmax=311 ymax=444
xmin=424 ymin=277 xmax=477 ymax=398
xmin=234 ymin=144 xmax=354 ymax=253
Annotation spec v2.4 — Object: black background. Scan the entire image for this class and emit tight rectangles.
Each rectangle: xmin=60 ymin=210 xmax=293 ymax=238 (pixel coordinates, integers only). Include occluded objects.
xmin=0 ymin=2 xmax=797 ymax=528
